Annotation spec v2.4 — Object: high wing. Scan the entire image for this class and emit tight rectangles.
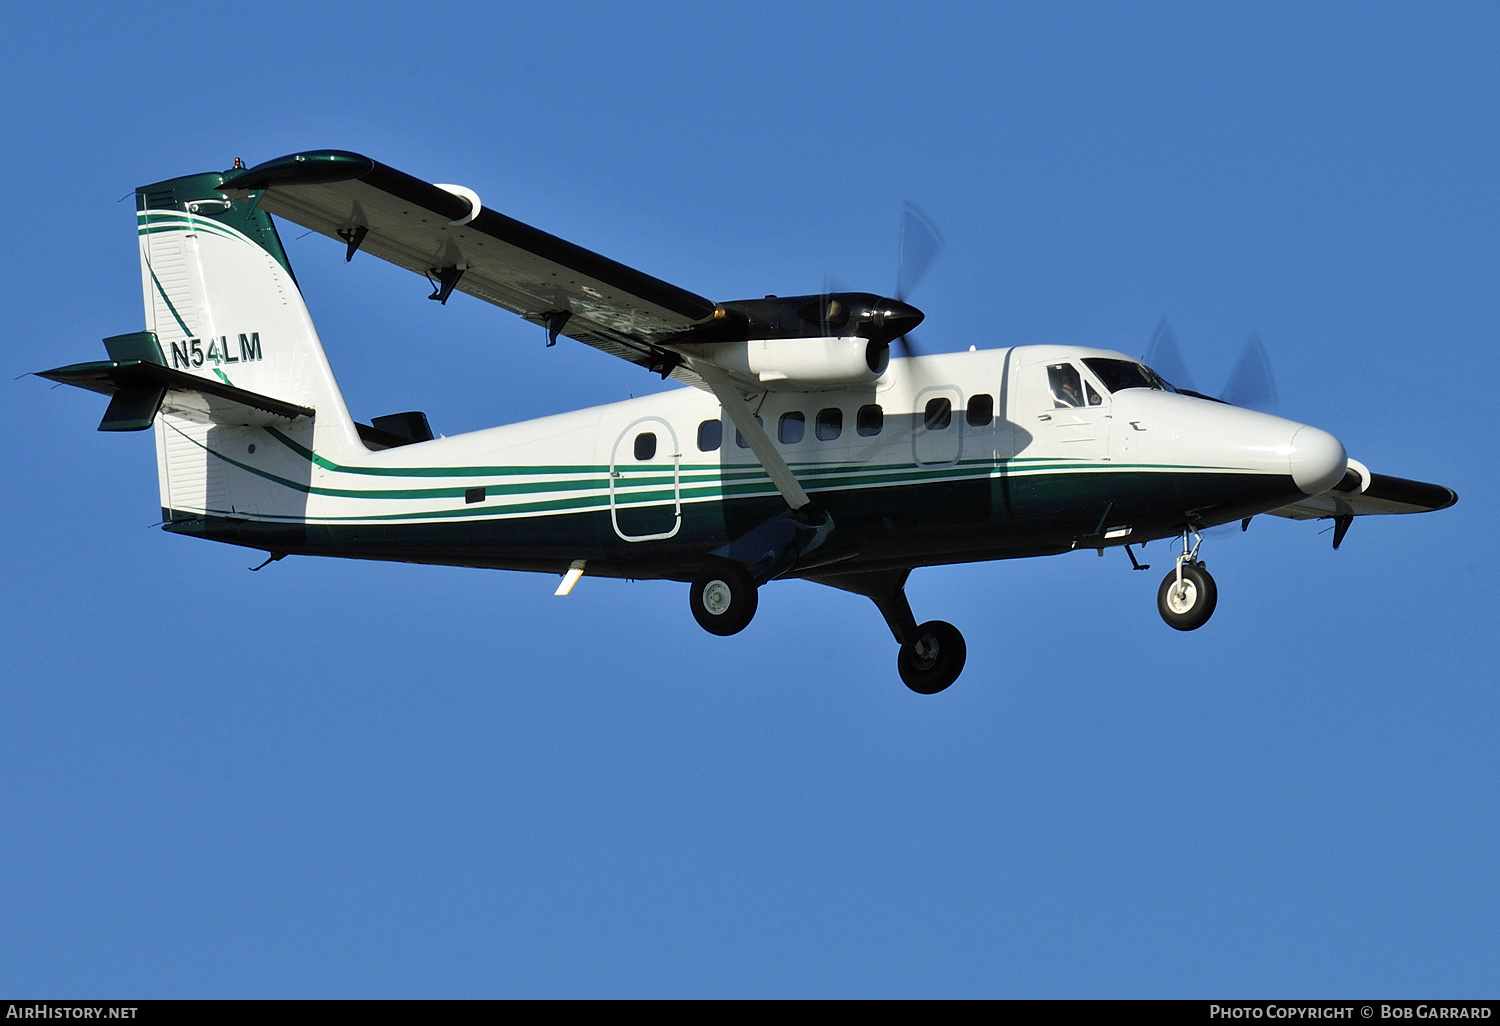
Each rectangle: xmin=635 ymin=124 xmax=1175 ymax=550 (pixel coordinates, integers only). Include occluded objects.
xmin=1267 ymin=459 xmax=1457 ymax=546
xmin=1269 ymin=461 xmax=1457 ymax=519
xmin=218 ymin=150 xmax=721 ymax=380
xmin=217 ymin=150 xmax=926 ymax=514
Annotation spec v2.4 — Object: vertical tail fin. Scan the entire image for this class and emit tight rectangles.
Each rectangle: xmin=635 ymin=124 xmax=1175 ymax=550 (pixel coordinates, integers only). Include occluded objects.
xmin=135 ymin=167 xmax=363 ymax=519
xmin=136 ymin=169 xmax=357 ymax=441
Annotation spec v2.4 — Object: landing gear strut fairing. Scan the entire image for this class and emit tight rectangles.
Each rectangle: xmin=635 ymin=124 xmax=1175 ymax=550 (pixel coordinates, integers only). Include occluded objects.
xmin=40 ymin=151 xmax=1457 ymax=694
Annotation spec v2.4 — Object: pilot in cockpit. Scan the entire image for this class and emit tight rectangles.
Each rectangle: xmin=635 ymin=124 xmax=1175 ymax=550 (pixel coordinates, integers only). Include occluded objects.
xmin=1048 ymin=363 xmax=1084 ymax=408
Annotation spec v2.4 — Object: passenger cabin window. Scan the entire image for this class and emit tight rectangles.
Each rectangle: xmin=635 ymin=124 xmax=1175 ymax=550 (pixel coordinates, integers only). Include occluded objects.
xmin=735 ymin=416 xmax=764 ymax=448
xmin=856 ymin=404 xmax=884 ymax=436
xmin=816 ymin=408 xmax=842 ymax=440
xmin=697 ymin=419 xmax=722 ymax=452
xmin=634 ymin=432 xmax=657 ymax=461
xmin=924 ymin=397 xmax=952 ymax=430
xmin=1083 ymin=358 xmax=1167 ymax=394
xmin=779 ymin=412 xmax=805 ymax=444
xmin=1048 ymin=363 xmax=1085 ymax=408
xmin=966 ymin=394 xmax=993 ymax=426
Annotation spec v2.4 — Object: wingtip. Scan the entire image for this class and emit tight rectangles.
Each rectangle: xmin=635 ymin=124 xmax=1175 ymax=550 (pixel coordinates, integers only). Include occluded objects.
xmin=220 ymin=150 xmax=377 ymax=192
xmin=1364 ymin=473 xmax=1458 ymax=512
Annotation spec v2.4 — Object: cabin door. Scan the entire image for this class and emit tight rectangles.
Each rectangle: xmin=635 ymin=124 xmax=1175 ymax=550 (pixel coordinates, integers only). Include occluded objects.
xmin=1020 ymin=357 xmax=1110 ymax=462
xmin=913 ymin=385 xmax=964 ymax=467
xmin=610 ymin=417 xmax=682 ymax=542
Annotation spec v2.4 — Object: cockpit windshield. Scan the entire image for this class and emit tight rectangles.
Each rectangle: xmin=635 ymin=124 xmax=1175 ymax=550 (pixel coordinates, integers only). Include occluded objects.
xmin=1083 ymin=358 xmax=1173 ymax=394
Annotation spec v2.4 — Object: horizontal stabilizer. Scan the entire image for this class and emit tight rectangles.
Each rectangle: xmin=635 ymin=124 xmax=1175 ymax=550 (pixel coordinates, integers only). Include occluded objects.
xmin=38 ymin=331 xmax=314 ymax=431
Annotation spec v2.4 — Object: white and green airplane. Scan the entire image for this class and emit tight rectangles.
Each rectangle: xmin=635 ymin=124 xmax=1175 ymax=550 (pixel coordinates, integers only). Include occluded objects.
xmin=41 ymin=151 xmax=1456 ymax=694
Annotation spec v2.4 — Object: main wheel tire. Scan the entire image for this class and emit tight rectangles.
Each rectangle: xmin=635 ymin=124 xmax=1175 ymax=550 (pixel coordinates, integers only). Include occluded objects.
xmin=1157 ymin=562 xmax=1218 ymax=631
xmin=898 ymin=620 xmax=967 ymax=695
xmin=689 ymin=561 xmax=758 ymax=636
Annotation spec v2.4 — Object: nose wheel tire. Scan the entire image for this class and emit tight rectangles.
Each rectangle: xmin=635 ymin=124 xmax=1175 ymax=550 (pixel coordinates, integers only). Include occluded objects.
xmin=1157 ymin=563 xmax=1217 ymax=631
xmin=898 ymin=620 xmax=967 ymax=694
xmin=690 ymin=561 xmax=758 ymax=636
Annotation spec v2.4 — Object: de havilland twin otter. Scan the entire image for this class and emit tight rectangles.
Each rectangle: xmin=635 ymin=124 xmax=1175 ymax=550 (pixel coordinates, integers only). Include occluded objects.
xmin=41 ymin=151 xmax=1456 ymax=693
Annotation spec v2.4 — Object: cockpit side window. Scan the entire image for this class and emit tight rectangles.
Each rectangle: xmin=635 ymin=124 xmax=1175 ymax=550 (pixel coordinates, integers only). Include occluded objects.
xmin=1086 ymin=381 xmax=1103 ymax=406
xmin=1083 ymin=358 xmax=1166 ymax=394
xmin=1048 ymin=363 xmax=1085 ymax=408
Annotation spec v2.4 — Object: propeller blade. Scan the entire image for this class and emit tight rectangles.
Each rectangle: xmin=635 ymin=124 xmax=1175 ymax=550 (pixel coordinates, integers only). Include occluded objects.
xmin=1220 ymin=332 xmax=1279 ymax=411
xmin=895 ymin=331 xmax=923 ymax=359
xmin=1141 ymin=318 xmax=1197 ymax=393
xmin=896 ymin=201 xmax=944 ymax=300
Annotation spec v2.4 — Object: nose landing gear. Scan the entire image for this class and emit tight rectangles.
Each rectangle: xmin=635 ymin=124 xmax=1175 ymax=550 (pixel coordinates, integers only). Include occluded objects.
xmin=1157 ymin=529 xmax=1217 ymax=631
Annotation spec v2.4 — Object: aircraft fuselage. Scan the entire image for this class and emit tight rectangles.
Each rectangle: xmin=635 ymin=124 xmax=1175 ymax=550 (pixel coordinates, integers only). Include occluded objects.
xmin=161 ymin=344 xmax=1346 ymax=583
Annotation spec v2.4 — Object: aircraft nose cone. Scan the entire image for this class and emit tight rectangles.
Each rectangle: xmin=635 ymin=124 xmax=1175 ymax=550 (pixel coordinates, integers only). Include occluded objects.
xmin=1289 ymin=425 xmax=1348 ymax=495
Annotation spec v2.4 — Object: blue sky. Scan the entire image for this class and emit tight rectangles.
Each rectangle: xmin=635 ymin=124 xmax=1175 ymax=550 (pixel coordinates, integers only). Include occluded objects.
xmin=2 ymin=1 xmax=1496 ymax=997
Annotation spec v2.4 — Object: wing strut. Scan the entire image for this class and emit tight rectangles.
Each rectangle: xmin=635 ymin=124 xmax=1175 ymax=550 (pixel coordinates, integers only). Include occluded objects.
xmin=690 ymin=361 xmax=810 ymax=510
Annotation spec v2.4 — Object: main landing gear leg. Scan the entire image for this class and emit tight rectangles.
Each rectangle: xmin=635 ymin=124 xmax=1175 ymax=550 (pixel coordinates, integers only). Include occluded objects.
xmin=862 ymin=570 xmax=967 ymax=695
xmin=687 ymin=505 xmax=835 ymax=637
xmin=1157 ymin=528 xmax=1217 ymax=631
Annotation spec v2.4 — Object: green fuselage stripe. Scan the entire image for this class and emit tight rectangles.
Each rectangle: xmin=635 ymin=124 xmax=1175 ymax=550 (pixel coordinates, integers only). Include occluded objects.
xmin=261 ymin=427 xmax=1227 ymax=483
xmin=174 ymin=421 xmax=1274 ymax=525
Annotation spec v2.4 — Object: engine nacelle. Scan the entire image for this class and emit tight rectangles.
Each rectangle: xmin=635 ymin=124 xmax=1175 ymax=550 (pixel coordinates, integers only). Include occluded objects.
xmin=681 ymin=336 xmax=889 ymax=390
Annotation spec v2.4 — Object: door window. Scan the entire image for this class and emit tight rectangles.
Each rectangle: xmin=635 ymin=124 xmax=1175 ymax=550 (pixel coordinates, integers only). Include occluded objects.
xmin=1048 ymin=364 xmax=1084 ymax=408
xmin=924 ymin=398 xmax=952 ymax=430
